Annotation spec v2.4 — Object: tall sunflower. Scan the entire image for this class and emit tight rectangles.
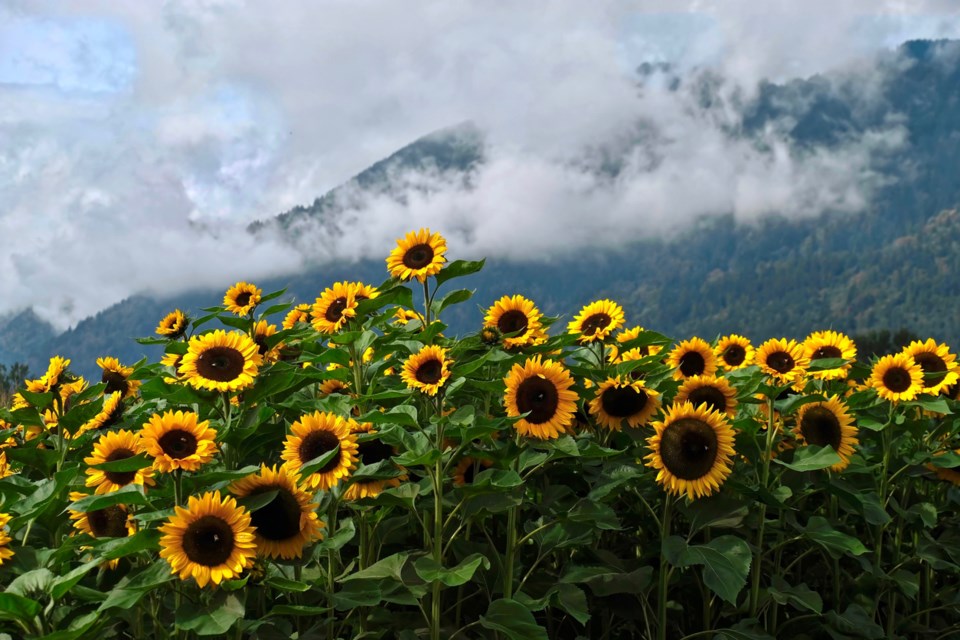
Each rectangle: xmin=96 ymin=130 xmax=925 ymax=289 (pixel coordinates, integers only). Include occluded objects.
xmin=223 ymin=282 xmax=262 ymax=316
xmin=567 ymin=300 xmax=625 ymax=344
xmin=0 ymin=513 xmax=12 ymax=566
xmin=803 ymin=331 xmax=856 ymax=380
xmin=666 ymin=338 xmax=718 ymax=380
xmin=484 ymin=295 xmax=543 ymax=348
xmin=76 ymin=392 xmax=124 ymax=437
xmin=141 ymin=410 xmax=218 ymax=473
xmin=343 ymin=423 xmax=404 ymax=501
xmin=401 ymin=345 xmax=452 ymax=396
xmin=229 ymin=464 xmax=323 ymax=559
xmin=96 ymin=356 xmax=141 ymax=398
xmin=756 ymin=338 xmax=809 ymax=385
xmin=282 ymin=303 xmax=313 ymax=330
xmin=869 ymin=353 xmax=923 ymax=402
xmin=156 ymin=309 xmax=189 ymax=339
xmin=159 ymin=491 xmax=257 ymax=588
xmin=504 ymin=356 xmax=579 ymax=440
xmin=675 ymin=375 xmax=739 ymax=417
xmin=793 ymin=396 xmax=858 ymax=472
xmin=715 ymin=335 xmax=754 ymax=371
xmin=588 ymin=376 xmax=660 ymax=430
xmin=69 ymin=491 xmax=137 ymax=540
xmin=84 ymin=430 xmax=155 ymax=494
xmin=179 ymin=330 xmax=261 ymax=392
xmin=903 ymin=339 xmax=959 ymax=395
xmin=281 ymin=411 xmax=359 ymax=491
xmin=385 ymin=228 xmax=448 ymax=282
xmin=645 ymin=402 xmax=736 ymax=500
xmin=311 ymin=282 xmax=359 ymax=334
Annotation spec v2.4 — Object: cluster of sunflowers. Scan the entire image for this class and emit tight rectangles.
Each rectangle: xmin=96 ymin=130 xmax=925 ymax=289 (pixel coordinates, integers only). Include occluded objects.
xmin=0 ymin=228 xmax=958 ymax=639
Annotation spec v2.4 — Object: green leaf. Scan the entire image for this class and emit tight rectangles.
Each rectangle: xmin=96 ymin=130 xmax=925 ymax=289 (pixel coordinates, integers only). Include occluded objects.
xmin=331 ymin=581 xmax=382 ymax=610
xmin=671 ymin=536 xmax=752 ymax=604
xmin=98 ymin=560 xmax=175 ymax=611
xmin=265 ymin=577 xmax=311 ymax=593
xmin=340 ymin=552 xmax=408 ymax=582
xmin=89 ymin=453 xmax=152 ymax=472
xmin=317 ymin=517 xmax=356 ymax=551
xmin=18 ymin=390 xmax=53 ymax=411
xmin=773 ymin=445 xmax=841 ymax=472
xmin=435 ymin=259 xmax=485 ymax=286
xmin=98 ymin=529 xmax=162 ymax=560
xmin=825 ymin=604 xmax=885 ymax=639
xmin=237 ymin=490 xmax=280 ymax=513
xmin=413 ymin=553 xmax=489 ymax=586
xmin=683 ymin=494 xmax=750 ymax=532
xmin=65 ymin=484 xmax=149 ymax=513
xmin=908 ymin=396 xmax=952 ymax=414
xmin=803 ymin=516 xmax=868 ymax=558
xmin=554 ymin=583 xmax=590 ymax=624
xmin=298 ymin=446 xmax=342 ymax=477
xmin=480 ymin=599 xmax=549 ymax=640
xmin=176 ymin=593 xmax=245 ymax=636
xmin=51 ymin=559 xmax=102 ymax=600
xmin=769 ymin=577 xmax=823 ymax=613
xmin=0 ymin=593 xmax=42 ymax=621
xmin=562 ymin=566 xmax=653 ymax=596
xmin=266 ymin=605 xmax=329 ymax=617
xmin=430 ymin=288 xmax=474 ymax=316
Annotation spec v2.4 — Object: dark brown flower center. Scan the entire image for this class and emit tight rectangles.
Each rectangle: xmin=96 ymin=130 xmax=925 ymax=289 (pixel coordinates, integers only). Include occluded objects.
xmin=415 ymin=359 xmax=444 ymax=385
xmin=183 ymin=515 xmax=235 ymax=566
xmin=581 ymin=313 xmax=611 ymax=337
xmin=403 ymin=244 xmax=435 ymax=269
xmin=254 ymin=336 xmax=271 ymax=356
xmin=799 ymin=406 xmax=842 ymax=451
xmin=235 ymin=292 xmax=252 ymax=308
xmin=196 ymin=346 xmax=245 ymax=382
xmin=811 ymin=346 xmax=842 ymax=360
xmin=600 ymin=385 xmax=648 ymax=419
xmin=357 ymin=439 xmax=395 ymax=465
xmin=299 ymin=430 xmax=342 ymax=473
xmin=497 ymin=311 xmax=529 ymax=336
xmin=679 ymin=351 xmax=706 ymax=377
xmin=659 ymin=418 xmax=719 ymax=480
xmin=102 ymin=370 xmax=129 ymax=396
xmin=158 ymin=429 xmax=198 ymax=459
xmin=248 ymin=486 xmax=301 ymax=541
xmin=766 ymin=351 xmax=795 ymax=374
xmin=516 ymin=376 xmax=560 ymax=424
xmin=104 ymin=447 xmax=138 ymax=486
xmin=722 ymin=344 xmax=746 ymax=366
xmin=325 ymin=298 xmax=348 ymax=322
xmin=686 ymin=386 xmax=728 ymax=414
xmin=100 ymin=399 xmax=125 ymax=430
xmin=882 ymin=366 xmax=912 ymax=393
xmin=914 ymin=352 xmax=947 ymax=388
xmin=86 ymin=505 xmax=129 ymax=538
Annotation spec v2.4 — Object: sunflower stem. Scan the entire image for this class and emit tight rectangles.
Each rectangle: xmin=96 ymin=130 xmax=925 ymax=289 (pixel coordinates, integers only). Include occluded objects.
xmin=327 ymin=497 xmax=339 ymax=640
xmin=657 ymin=494 xmax=675 ymax=640
xmin=431 ymin=458 xmax=444 ymax=640
xmin=749 ymin=395 xmax=776 ymax=618
xmin=422 ymin=280 xmax=432 ymax=329
xmin=829 ymin=490 xmax=841 ymax=610
xmin=173 ymin=469 xmax=183 ymax=508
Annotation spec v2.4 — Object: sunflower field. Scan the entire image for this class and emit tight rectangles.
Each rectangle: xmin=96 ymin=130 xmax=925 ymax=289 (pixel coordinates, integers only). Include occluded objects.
xmin=0 ymin=228 xmax=958 ymax=640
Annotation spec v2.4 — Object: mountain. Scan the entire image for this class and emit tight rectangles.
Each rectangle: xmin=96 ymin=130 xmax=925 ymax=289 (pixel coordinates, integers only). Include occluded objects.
xmin=5 ymin=40 xmax=960 ymax=381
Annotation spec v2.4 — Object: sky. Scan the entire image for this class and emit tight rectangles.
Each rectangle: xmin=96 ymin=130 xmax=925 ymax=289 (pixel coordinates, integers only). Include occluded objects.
xmin=1 ymin=0 xmax=959 ymax=330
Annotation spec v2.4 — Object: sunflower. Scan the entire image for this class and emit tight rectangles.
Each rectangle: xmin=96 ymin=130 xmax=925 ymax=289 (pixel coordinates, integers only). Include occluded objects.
xmin=343 ymin=423 xmax=404 ymax=501
xmin=159 ymin=491 xmax=257 ymax=588
xmin=282 ymin=304 xmax=313 ymax=330
xmin=156 ymin=309 xmax=189 ymax=339
xmin=179 ymin=330 xmax=261 ymax=392
xmin=568 ymin=300 xmax=625 ymax=344
xmin=869 ymin=353 xmax=923 ymax=402
xmin=803 ymin=331 xmax=856 ymax=380
xmin=928 ymin=449 xmax=960 ymax=486
xmin=393 ymin=308 xmax=424 ymax=326
xmin=229 ymin=464 xmax=323 ymax=559
xmin=76 ymin=392 xmax=124 ymax=437
xmin=84 ymin=430 xmax=155 ymax=494
xmin=609 ymin=326 xmax=650 ymax=363
xmin=281 ymin=411 xmax=359 ymax=491
xmin=588 ymin=377 xmax=660 ymax=430
xmin=69 ymin=491 xmax=137 ymax=540
xmin=96 ymin=356 xmax=141 ymax=398
xmin=675 ymin=375 xmax=739 ymax=417
xmin=160 ymin=352 xmax=184 ymax=384
xmin=401 ymin=345 xmax=452 ymax=396
xmin=903 ymin=339 xmax=960 ymax=395
xmin=0 ymin=513 xmax=13 ymax=566
xmin=348 ymin=281 xmax=380 ymax=304
xmin=793 ymin=396 xmax=858 ymax=472
xmin=504 ymin=356 xmax=579 ymax=440
xmin=484 ymin=295 xmax=543 ymax=349
xmin=715 ymin=335 xmax=755 ymax=371
xmin=0 ymin=452 xmax=12 ymax=480
xmin=223 ymin=281 xmax=262 ymax=316
xmin=43 ymin=355 xmax=70 ymax=390
xmin=385 ymin=228 xmax=448 ymax=282
xmin=453 ymin=457 xmax=493 ymax=486
xmin=666 ymin=338 xmax=718 ymax=380
xmin=252 ymin=320 xmax=281 ymax=363
xmin=141 ymin=410 xmax=218 ymax=473
xmin=311 ymin=282 xmax=359 ymax=334
xmin=319 ymin=378 xmax=351 ymax=398
xmin=756 ymin=338 xmax=809 ymax=385
xmin=645 ymin=402 xmax=736 ymax=500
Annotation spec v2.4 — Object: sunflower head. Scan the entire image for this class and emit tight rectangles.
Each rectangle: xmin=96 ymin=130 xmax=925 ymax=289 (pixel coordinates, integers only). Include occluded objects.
xmin=756 ymin=338 xmax=809 ymax=385
xmin=928 ymin=449 xmax=960 ymax=486
xmin=311 ymin=282 xmax=360 ymax=334
xmin=75 ymin=392 xmax=125 ymax=437
xmin=156 ymin=309 xmax=189 ymax=339
xmin=588 ymin=376 xmax=660 ymax=431
xmin=69 ymin=492 xmax=137 ymax=540
xmin=666 ymin=338 xmax=718 ymax=380
xmin=568 ymin=300 xmax=625 ymax=344
xmin=385 ymin=228 xmax=448 ymax=282
xmin=453 ymin=457 xmax=494 ymax=487
xmin=675 ymin=375 xmax=738 ymax=417
xmin=84 ymin=430 xmax=155 ymax=494
xmin=401 ymin=345 xmax=453 ymax=396
xmin=282 ymin=304 xmax=313 ymax=330
xmin=0 ymin=513 xmax=13 ymax=566
xmin=645 ymin=402 xmax=736 ymax=500
xmin=504 ymin=356 xmax=579 ymax=439
xmin=141 ymin=410 xmax=218 ymax=473
xmin=343 ymin=425 xmax=404 ymax=501
xmin=281 ymin=411 xmax=359 ymax=491
xmin=484 ymin=295 xmax=543 ymax=349
xmin=252 ymin=320 xmax=281 ymax=362
xmin=159 ymin=491 xmax=257 ymax=588
xmin=96 ymin=356 xmax=140 ymax=398
xmin=803 ymin=331 xmax=856 ymax=380
xmin=869 ymin=353 xmax=923 ymax=402
xmin=903 ymin=339 xmax=959 ymax=395
xmin=178 ymin=330 xmax=261 ymax=392
xmin=715 ymin=335 xmax=755 ymax=370
xmin=793 ymin=396 xmax=858 ymax=472
xmin=223 ymin=282 xmax=262 ymax=316
xmin=393 ymin=308 xmax=425 ymax=327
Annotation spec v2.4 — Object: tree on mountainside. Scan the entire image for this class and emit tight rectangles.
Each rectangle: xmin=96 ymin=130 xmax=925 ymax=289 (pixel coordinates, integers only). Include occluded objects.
xmin=0 ymin=362 xmax=29 ymax=408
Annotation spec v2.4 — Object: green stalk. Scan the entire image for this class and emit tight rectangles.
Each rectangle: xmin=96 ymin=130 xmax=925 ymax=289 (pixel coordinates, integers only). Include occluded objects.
xmin=327 ymin=498 xmax=339 ymax=639
xmin=423 ymin=280 xmax=432 ymax=328
xmin=749 ymin=395 xmax=776 ymax=618
xmin=829 ymin=492 xmax=841 ymax=610
xmin=431 ymin=459 xmax=444 ymax=640
xmin=504 ymin=502 xmax=518 ymax=599
xmin=658 ymin=495 xmax=675 ymax=640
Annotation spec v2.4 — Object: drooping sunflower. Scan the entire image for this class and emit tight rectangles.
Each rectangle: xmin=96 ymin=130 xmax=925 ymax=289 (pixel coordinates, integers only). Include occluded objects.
xmin=803 ymin=331 xmax=857 ymax=380
xmin=229 ymin=464 xmax=323 ymax=559
xmin=252 ymin=320 xmax=281 ymax=363
xmin=76 ymin=392 xmax=124 ymax=437
xmin=869 ymin=353 xmax=923 ymax=402
xmin=0 ymin=513 xmax=13 ymax=566
xmin=223 ymin=281 xmax=262 ymax=316
xmin=588 ymin=376 xmax=660 ymax=430
xmin=504 ymin=356 xmax=579 ymax=440
xmin=567 ymin=300 xmax=625 ymax=344
xmin=156 ymin=309 xmax=189 ymax=339
xmin=393 ymin=308 xmax=424 ymax=326
xmin=385 ymin=228 xmax=448 ymax=282
xmin=84 ymin=430 xmax=155 ymax=494
xmin=793 ymin=396 xmax=858 ymax=472
xmin=928 ymin=449 xmax=960 ymax=486
xmin=141 ymin=410 xmax=218 ymax=473
xmin=484 ymin=295 xmax=543 ymax=349
xmin=159 ymin=491 xmax=257 ymax=588
xmin=401 ymin=345 xmax=452 ymax=396
xmin=756 ymin=338 xmax=809 ymax=385
xmin=44 ymin=355 xmax=70 ymax=389
xmin=666 ymin=337 xmax=718 ymax=380
xmin=281 ymin=411 xmax=359 ymax=491
xmin=903 ymin=339 xmax=960 ymax=395
xmin=96 ymin=356 xmax=141 ymax=398
xmin=453 ymin=457 xmax=494 ymax=487
xmin=69 ymin=491 xmax=137 ymax=540
xmin=282 ymin=303 xmax=313 ymax=330
xmin=645 ymin=402 xmax=736 ymax=500
xmin=674 ymin=375 xmax=739 ymax=417
xmin=715 ymin=335 xmax=755 ymax=371
xmin=178 ymin=330 xmax=261 ymax=392
xmin=343 ymin=423 xmax=404 ymax=501
xmin=160 ymin=352 xmax=184 ymax=384
xmin=311 ymin=282 xmax=359 ymax=334
xmin=319 ymin=378 xmax=351 ymax=398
